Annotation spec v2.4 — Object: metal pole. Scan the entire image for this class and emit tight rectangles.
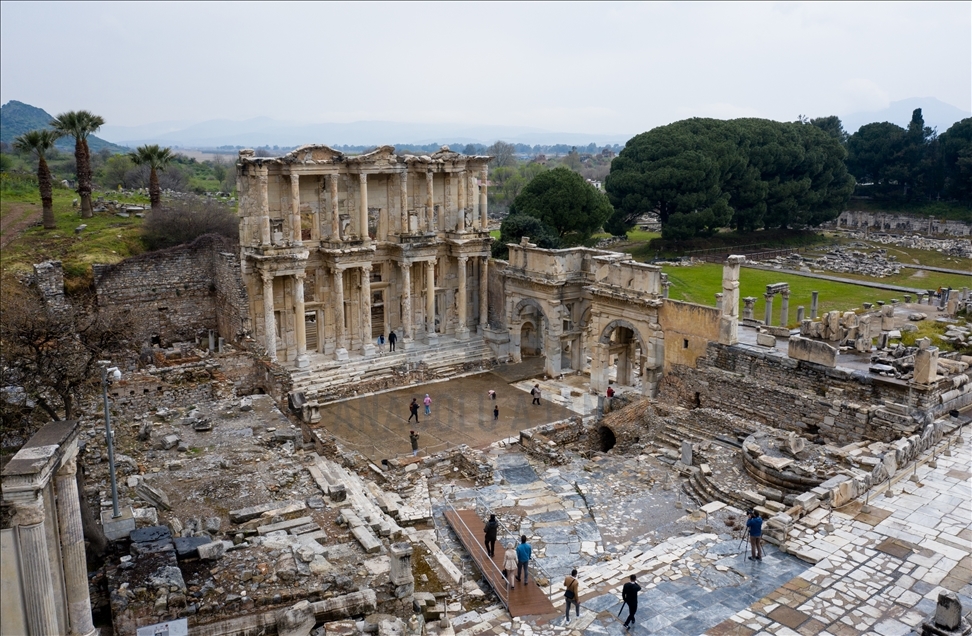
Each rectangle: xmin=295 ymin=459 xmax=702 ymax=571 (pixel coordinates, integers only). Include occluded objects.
xmin=102 ymin=364 xmax=120 ymax=518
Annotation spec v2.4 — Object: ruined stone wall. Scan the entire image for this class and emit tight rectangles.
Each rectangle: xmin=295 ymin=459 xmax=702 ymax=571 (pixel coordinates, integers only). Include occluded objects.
xmin=659 ymin=343 xmax=942 ymax=444
xmin=835 ymin=210 xmax=971 ymax=236
xmin=94 ymin=235 xmax=247 ymax=345
xmin=659 ymin=300 xmax=720 ymax=371
xmin=487 ymin=259 xmax=507 ymax=328
xmin=108 ymin=360 xmax=236 ymax=415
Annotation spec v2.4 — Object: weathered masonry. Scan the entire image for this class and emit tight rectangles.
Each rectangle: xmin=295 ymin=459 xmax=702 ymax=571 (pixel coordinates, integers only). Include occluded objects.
xmin=237 ymin=145 xmax=491 ymax=367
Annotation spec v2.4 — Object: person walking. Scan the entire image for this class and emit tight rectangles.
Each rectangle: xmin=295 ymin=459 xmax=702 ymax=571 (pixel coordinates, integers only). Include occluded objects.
xmin=621 ymin=574 xmax=641 ymax=629
xmin=483 ymin=514 xmax=498 ymax=557
xmin=388 ymin=330 xmax=397 ymax=352
xmin=423 ymin=393 xmax=432 ymax=416
xmin=515 ymin=535 xmax=532 ymax=584
xmin=564 ymin=569 xmax=580 ymax=623
xmin=747 ymin=509 xmax=764 ymax=561
xmin=409 ymin=430 xmax=419 ymax=456
xmin=531 ymin=384 xmax=541 ymax=405
xmin=408 ymin=398 xmax=420 ymax=423
xmin=502 ymin=542 xmax=518 ymax=590
xmin=493 ymin=404 xmax=499 ymax=420
xmin=377 ymin=334 xmax=385 ymax=353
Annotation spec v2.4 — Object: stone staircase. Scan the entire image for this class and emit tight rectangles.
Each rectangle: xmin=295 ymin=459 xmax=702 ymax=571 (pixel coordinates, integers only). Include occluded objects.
xmin=289 ymin=336 xmax=495 ymax=404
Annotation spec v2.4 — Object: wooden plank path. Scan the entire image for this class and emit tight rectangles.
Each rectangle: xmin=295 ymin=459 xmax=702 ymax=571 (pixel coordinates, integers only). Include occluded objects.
xmin=444 ymin=508 xmax=556 ymax=618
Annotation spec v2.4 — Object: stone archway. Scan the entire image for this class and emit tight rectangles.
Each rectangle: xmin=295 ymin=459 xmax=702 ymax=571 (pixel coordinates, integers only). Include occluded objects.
xmin=592 ymin=319 xmax=653 ymax=395
xmin=510 ymin=298 xmax=548 ymax=364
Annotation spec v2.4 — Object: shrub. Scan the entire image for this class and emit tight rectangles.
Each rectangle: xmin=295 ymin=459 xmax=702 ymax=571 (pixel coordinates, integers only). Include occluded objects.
xmin=142 ymin=198 xmax=238 ymax=251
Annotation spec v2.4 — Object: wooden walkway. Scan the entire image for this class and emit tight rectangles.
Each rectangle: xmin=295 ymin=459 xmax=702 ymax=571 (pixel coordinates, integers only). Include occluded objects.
xmin=444 ymin=508 xmax=556 ymax=618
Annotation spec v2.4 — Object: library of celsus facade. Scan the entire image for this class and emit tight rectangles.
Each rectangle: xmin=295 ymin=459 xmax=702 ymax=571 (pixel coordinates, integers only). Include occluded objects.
xmin=237 ymin=145 xmax=491 ymax=366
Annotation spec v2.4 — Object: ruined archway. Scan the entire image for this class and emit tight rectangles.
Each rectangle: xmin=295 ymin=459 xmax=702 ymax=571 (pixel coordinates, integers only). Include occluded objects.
xmin=510 ymin=298 xmax=549 ymax=364
xmin=598 ymin=426 xmax=617 ymax=452
xmin=520 ymin=321 xmax=541 ymax=357
xmin=596 ymin=319 xmax=648 ymax=391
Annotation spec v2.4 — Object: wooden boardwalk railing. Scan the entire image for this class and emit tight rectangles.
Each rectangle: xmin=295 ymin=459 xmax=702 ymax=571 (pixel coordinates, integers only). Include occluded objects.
xmin=443 ymin=508 xmax=556 ymax=618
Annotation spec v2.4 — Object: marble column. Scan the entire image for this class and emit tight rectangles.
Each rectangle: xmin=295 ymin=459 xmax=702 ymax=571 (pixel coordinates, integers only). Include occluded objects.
xmin=399 ymin=171 xmax=409 ymax=234
xmin=262 ymin=272 xmax=277 ymax=362
xmin=400 ymin=262 xmax=413 ymax=340
xmin=742 ymin=297 xmax=757 ymax=320
xmin=361 ymin=265 xmax=375 ymax=355
xmin=810 ymin=290 xmax=819 ymax=319
xmin=294 ymin=272 xmax=309 ymax=368
xmin=329 ymin=174 xmax=340 ymax=240
xmin=456 ymin=256 xmax=469 ymax=339
xmin=425 ymin=171 xmax=435 ymax=232
xmin=457 ymin=170 xmax=466 ymax=229
xmin=55 ymin=457 xmax=95 ymax=636
xmin=479 ymin=167 xmax=489 ymax=228
xmin=290 ymin=173 xmax=302 ymax=244
xmin=359 ymin=173 xmax=369 ymax=240
xmin=715 ymin=293 xmax=723 ymax=312
xmin=333 ymin=268 xmax=347 ymax=357
xmin=780 ymin=290 xmax=790 ymax=328
xmin=425 ymin=260 xmax=436 ymax=339
xmin=15 ymin=496 xmax=59 ymax=636
xmin=479 ymin=256 xmax=489 ymax=331
xmin=258 ymin=166 xmax=271 ymax=245
xmin=764 ymin=293 xmax=774 ymax=326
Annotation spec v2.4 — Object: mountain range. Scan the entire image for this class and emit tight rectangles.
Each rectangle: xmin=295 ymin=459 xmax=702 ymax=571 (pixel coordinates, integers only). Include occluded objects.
xmin=0 ymin=101 xmax=128 ymax=153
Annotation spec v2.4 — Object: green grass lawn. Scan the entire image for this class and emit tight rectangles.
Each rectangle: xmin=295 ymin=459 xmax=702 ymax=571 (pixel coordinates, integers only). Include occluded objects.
xmin=662 ymin=263 xmax=964 ymax=327
xmin=1 ymin=181 xmax=148 ymax=291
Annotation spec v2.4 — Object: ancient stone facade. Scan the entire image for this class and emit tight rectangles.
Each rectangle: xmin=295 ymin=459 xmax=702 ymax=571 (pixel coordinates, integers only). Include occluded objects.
xmin=237 ymin=145 xmax=491 ymax=367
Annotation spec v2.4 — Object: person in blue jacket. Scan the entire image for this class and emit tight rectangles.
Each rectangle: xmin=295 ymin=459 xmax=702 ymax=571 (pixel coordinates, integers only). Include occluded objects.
xmin=747 ymin=509 xmax=764 ymax=561
xmin=515 ymin=535 xmax=532 ymax=584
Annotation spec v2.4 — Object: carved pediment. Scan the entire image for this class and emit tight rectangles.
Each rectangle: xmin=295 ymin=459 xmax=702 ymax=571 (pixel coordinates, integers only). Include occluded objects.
xmin=284 ymin=145 xmax=344 ymax=164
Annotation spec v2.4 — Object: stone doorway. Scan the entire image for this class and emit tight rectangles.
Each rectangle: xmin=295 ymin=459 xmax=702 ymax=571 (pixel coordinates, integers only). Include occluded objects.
xmin=305 ymin=312 xmax=318 ymax=351
xmin=371 ymin=290 xmax=385 ymax=338
xmin=520 ymin=321 xmax=541 ymax=357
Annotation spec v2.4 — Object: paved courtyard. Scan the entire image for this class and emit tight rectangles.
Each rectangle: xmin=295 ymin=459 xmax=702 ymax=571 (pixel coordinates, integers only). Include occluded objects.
xmin=312 ymin=370 xmax=578 ymax=463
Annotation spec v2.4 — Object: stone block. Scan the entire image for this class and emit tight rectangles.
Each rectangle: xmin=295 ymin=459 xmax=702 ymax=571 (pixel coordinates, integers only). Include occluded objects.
xmin=131 ymin=525 xmax=171 ymax=543
xmin=101 ymin=506 xmax=136 ymax=540
xmin=933 ymin=590 xmax=962 ymax=630
xmin=758 ymin=455 xmax=794 ymax=471
xmin=756 ymin=331 xmax=777 ymax=347
xmin=197 ymin=541 xmax=225 ymax=560
xmin=258 ymin=516 xmax=314 ymax=535
xmin=351 ymin=525 xmax=382 ymax=554
xmin=174 ymin=536 xmax=211 ymax=559
xmin=229 ymin=500 xmax=305 ymax=524
xmin=161 ymin=434 xmax=180 ymax=450
xmin=788 ymin=336 xmax=837 ymax=367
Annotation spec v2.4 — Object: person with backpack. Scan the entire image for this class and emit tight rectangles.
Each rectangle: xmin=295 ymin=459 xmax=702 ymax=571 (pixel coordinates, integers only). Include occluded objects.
xmin=408 ymin=398 xmax=419 ymax=423
xmin=747 ymin=509 xmax=764 ymax=561
xmin=564 ymin=569 xmax=580 ymax=623
xmin=531 ymin=384 xmax=541 ymax=405
xmin=483 ymin=514 xmax=498 ymax=557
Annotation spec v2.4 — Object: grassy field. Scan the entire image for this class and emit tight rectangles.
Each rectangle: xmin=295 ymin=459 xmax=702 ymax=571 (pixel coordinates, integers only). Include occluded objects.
xmin=662 ymin=262 xmax=965 ymax=327
xmin=1 ymin=177 xmax=148 ymax=292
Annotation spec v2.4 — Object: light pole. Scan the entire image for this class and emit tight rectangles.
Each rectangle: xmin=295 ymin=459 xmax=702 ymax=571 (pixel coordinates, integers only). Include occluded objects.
xmin=100 ymin=361 xmax=122 ymax=519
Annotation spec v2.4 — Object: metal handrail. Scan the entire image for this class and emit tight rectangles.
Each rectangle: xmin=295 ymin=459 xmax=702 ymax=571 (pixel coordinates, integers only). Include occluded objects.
xmin=444 ymin=499 xmax=512 ymax=613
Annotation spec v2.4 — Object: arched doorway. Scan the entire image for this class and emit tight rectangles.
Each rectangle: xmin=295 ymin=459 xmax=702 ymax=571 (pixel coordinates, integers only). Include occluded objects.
xmin=511 ymin=299 xmax=548 ymax=365
xmin=520 ymin=321 xmax=541 ymax=357
xmin=592 ymin=319 xmax=658 ymax=396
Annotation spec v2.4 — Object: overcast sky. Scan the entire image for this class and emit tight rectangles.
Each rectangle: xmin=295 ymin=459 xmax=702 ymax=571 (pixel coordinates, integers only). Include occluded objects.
xmin=1 ymin=1 xmax=969 ymax=135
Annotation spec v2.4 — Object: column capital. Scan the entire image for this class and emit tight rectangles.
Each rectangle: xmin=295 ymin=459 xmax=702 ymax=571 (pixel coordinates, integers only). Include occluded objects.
xmin=56 ymin=454 xmax=78 ymax=478
xmin=457 ymin=255 xmax=468 ymax=265
xmin=399 ymin=261 xmax=412 ymax=270
xmin=294 ymin=271 xmax=306 ymax=281
xmin=261 ymin=271 xmax=275 ymax=285
xmin=361 ymin=263 xmax=373 ymax=273
xmin=13 ymin=494 xmax=46 ymax=526
xmin=780 ymin=290 xmax=790 ymax=299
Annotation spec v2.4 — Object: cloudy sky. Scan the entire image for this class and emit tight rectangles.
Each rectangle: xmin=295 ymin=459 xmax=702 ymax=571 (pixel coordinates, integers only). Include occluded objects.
xmin=1 ymin=1 xmax=968 ymax=137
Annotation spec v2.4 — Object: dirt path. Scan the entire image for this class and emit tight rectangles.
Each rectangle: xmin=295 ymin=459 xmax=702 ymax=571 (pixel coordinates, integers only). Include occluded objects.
xmin=0 ymin=202 xmax=41 ymax=248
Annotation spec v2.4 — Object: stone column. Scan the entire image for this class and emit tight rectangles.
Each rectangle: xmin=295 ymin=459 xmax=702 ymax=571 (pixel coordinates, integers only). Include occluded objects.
xmin=797 ymin=306 xmax=805 ymax=323
xmin=714 ymin=293 xmax=723 ymax=312
xmin=55 ymin=457 xmax=96 ymax=636
xmin=590 ymin=342 xmax=610 ymax=393
xmin=361 ymin=265 xmax=375 ymax=356
xmin=479 ymin=256 xmax=489 ymax=331
xmin=258 ymin=166 xmax=271 ymax=245
xmin=14 ymin=496 xmax=59 ymax=636
xmin=359 ymin=173 xmax=369 ymax=240
xmin=764 ymin=293 xmax=774 ymax=326
xmin=399 ymin=171 xmax=408 ymax=234
xmin=780 ymin=290 xmax=790 ymax=328
xmin=262 ymin=272 xmax=277 ymax=362
xmin=330 ymin=174 xmax=340 ymax=240
xmin=810 ymin=291 xmax=819 ymax=319
xmin=294 ymin=273 xmax=309 ymax=368
xmin=719 ymin=255 xmax=743 ymax=345
xmin=456 ymin=256 xmax=469 ymax=340
xmin=479 ymin=167 xmax=488 ymax=229
xmin=456 ymin=176 xmax=465 ymax=232
xmin=742 ymin=297 xmax=756 ymax=320
xmin=333 ymin=268 xmax=348 ymax=359
xmin=426 ymin=260 xmax=436 ymax=341
xmin=290 ymin=173 xmax=302 ymax=244
xmin=457 ymin=170 xmax=466 ymax=225
xmin=399 ymin=262 xmax=412 ymax=341
xmin=425 ymin=172 xmax=435 ymax=232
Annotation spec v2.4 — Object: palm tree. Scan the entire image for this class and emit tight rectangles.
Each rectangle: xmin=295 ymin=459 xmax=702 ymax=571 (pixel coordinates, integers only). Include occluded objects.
xmin=129 ymin=144 xmax=175 ymax=210
xmin=13 ymin=129 xmax=63 ymax=229
xmin=52 ymin=110 xmax=105 ymax=219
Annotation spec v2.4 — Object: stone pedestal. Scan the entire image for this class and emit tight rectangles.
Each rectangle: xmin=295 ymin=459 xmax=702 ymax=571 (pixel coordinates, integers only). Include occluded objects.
xmin=101 ymin=505 xmax=136 ymax=541
xmin=335 ymin=348 xmax=349 ymax=362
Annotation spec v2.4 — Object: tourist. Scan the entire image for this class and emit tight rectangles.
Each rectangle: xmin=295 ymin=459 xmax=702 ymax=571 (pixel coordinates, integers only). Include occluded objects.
xmin=493 ymin=404 xmax=499 ymax=420
xmin=388 ymin=330 xmax=397 ymax=351
xmin=483 ymin=514 xmax=498 ymax=557
xmin=488 ymin=389 xmax=496 ymax=400
xmin=502 ymin=542 xmax=518 ymax=589
xmin=531 ymin=384 xmax=541 ymax=405
xmin=564 ymin=569 xmax=580 ymax=623
xmin=747 ymin=509 xmax=764 ymax=561
xmin=408 ymin=398 xmax=419 ymax=423
xmin=606 ymin=386 xmax=615 ymax=398
xmin=621 ymin=574 xmax=641 ymax=629
xmin=377 ymin=334 xmax=385 ymax=353
xmin=409 ymin=430 xmax=419 ymax=456
xmin=424 ymin=393 xmax=432 ymax=416
xmin=515 ymin=535 xmax=532 ymax=584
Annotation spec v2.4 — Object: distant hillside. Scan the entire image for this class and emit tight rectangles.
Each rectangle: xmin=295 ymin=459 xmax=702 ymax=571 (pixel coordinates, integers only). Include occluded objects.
xmin=0 ymin=100 xmax=128 ymax=153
